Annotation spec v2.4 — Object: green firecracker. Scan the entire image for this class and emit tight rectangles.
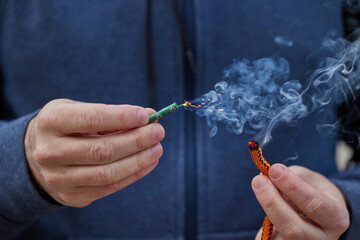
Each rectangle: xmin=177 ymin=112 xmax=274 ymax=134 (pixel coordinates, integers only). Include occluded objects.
xmin=148 ymin=102 xmax=183 ymax=124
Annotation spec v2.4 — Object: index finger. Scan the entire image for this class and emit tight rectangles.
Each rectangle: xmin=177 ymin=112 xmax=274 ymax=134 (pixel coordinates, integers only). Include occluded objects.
xmin=252 ymin=175 xmax=323 ymax=240
xmin=42 ymin=101 xmax=149 ymax=134
xmin=268 ymin=164 xmax=336 ymax=228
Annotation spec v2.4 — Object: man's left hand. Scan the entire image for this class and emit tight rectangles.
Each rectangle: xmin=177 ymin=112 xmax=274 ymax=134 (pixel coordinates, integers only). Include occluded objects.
xmin=252 ymin=164 xmax=350 ymax=240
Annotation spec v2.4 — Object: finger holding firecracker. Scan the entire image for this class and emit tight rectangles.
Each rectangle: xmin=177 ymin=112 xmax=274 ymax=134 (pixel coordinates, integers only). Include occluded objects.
xmin=24 ymin=99 xmax=165 ymax=207
xmin=249 ymin=141 xmax=350 ymax=240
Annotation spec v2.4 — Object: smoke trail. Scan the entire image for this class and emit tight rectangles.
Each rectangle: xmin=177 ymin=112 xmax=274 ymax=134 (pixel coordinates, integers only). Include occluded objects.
xmin=309 ymin=36 xmax=360 ymax=107
xmin=309 ymin=35 xmax=360 ymax=147
xmin=282 ymin=152 xmax=299 ymax=164
xmin=185 ymin=34 xmax=360 ymax=145
xmin=274 ymin=36 xmax=293 ymax=47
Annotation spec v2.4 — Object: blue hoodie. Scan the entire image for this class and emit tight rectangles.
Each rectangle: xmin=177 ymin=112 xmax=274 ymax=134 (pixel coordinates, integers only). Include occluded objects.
xmin=1 ymin=0 xmax=359 ymax=239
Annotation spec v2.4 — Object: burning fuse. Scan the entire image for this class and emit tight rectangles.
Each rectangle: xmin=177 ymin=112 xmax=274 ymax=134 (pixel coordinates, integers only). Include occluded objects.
xmin=148 ymin=100 xmax=202 ymax=124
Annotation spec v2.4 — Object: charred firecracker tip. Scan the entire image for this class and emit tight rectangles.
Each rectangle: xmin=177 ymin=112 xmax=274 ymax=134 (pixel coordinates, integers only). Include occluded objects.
xmin=248 ymin=140 xmax=259 ymax=150
xmin=148 ymin=102 xmax=181 ymax=124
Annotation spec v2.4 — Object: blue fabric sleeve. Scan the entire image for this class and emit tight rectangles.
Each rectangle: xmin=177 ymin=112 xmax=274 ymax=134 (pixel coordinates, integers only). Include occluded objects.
xmin=0 ymin=111 xmax=62 ymax=235
xmin=330 ymin=167 xmax=360 ymax=240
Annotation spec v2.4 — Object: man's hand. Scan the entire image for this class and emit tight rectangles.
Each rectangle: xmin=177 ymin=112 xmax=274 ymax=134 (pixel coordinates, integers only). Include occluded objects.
xmin=25 ymin=99 xmax=165 ymax=207
xmin=252 ymin=164 xmax=350 ymax=240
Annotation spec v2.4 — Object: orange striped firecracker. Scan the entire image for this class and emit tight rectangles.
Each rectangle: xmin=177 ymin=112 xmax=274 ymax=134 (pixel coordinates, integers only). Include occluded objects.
xmin=248 ymin=140 xmax=273 ymax=240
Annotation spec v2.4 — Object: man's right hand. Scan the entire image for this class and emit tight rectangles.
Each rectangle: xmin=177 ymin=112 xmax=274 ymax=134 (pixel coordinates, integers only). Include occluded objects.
xmin=24 ymin=99 xmax=165 ymax=207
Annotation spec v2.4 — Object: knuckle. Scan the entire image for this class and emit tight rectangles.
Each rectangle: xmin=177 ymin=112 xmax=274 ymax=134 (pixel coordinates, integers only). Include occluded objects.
xmin=117 ymin=111 xmax=126 ymax=128
xmin=263 ymin=196 xmax=277 ymax=209
xmin=59 ymin=192 xmax=77 ymax=206
xmin=110 ymin=182 xmax=117 ymax=193
xmin=335 ymin=213 xmax=350 ymax=233
xmin=80 ymin=107 xmax=101 ymax=130
xmin=58 ymin=192 xmax=91 ymax=208
xmin=104 ymin=182 xmax=117 ymax=193
xmin=106 ymin=180 xmax=126 ymax=194
xmin=134 ymin=171 xmax=146 ymax=180
xmin=279 ymin=222 xmax=305 ymax=240
xmin=154 ymin=144 xmax=163 ymax=159
xmin=134 ymin=132 xmax=145 ymax=150
xmin=90 ymin=139 xmax=112 ymax=163
xmin=42 ymin=171 xmax=60 ymax=186
xmin=58 ymin=187 xmax=93 ymax=207
xmin=341 ymin=218 xmax=350 ymax=232
xmin=36 ymin=111 xmax=54 ymax=130
xmin=304 ymin=197 xmax=325 ymax=216
xmin=95 ymin=166 xmax=113 ymax=185
xmin=135 ymin=159 xmax=158 ymax=179
xmin=135 ymin=153 xmax=145 ymax=171
xmin=285 ymin=182 xmax=299 ymax=195
xmin=34 ymin=144 xmax=57 ymax=164
xmin=283 ymin=181 xmax=299 ymax=196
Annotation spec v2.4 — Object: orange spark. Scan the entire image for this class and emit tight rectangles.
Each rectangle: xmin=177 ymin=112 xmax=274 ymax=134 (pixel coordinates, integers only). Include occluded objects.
xmin=182 ymin=100 xmax=200 ymax=108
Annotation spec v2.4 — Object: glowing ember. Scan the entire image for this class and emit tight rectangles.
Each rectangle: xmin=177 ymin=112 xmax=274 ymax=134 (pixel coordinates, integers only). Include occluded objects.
xmin=248 ymin=140 xmax=258 ymax=149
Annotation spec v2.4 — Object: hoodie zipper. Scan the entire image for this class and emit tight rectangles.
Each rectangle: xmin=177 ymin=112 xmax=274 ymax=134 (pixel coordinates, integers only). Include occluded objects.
xmin=172 ymin=0 xmax=198 ymax=239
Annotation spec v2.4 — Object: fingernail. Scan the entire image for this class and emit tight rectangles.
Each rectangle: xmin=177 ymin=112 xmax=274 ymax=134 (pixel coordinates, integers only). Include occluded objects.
xmin=270 ymin=165 xmax=284 ymax=179
xmin=137 ymin=109 xmax=148 ymax=124
xmin=152 ymin=124 xmax=164 ymax=141
xmin=151 ymin=144 xmax=162 ymax=158
xmin=253 ymin=176 xmax=268 ymax=190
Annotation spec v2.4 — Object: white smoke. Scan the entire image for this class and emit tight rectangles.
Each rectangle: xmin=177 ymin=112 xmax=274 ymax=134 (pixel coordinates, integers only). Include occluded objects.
xmin=186 ymin=35 xmax=360 ymax=146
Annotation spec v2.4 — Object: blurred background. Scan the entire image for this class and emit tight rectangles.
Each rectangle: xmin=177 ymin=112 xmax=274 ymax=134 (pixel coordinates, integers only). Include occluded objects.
xmin=336 ymin=0 xmax=360 ymax=171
